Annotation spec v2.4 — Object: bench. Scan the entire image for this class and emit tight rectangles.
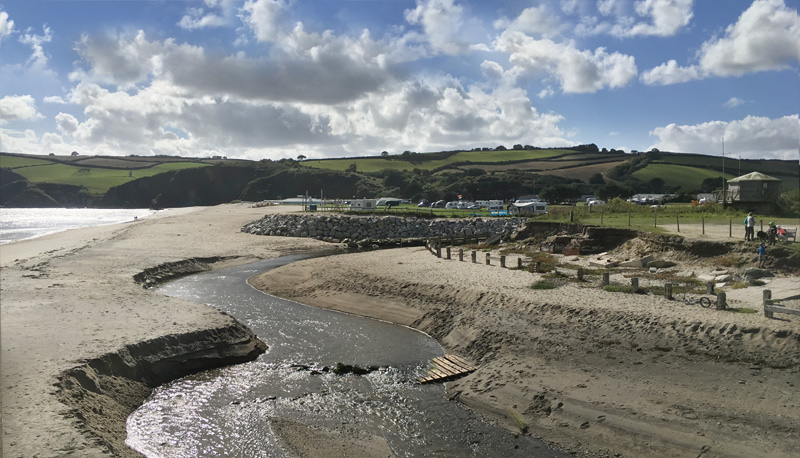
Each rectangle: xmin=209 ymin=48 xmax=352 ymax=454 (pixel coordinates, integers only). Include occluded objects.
xmin=781 ymin=227 xmax=797 ymax=242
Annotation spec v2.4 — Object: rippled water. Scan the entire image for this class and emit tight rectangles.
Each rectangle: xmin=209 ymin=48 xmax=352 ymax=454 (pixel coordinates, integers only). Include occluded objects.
xmin=126 ymin=255 xmax=567 ymax=457
xmin=0 ymin=208 xmax=155 ymax=244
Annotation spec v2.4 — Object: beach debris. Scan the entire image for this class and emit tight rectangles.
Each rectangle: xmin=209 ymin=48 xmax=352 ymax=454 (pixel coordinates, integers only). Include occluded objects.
xmin=418 ymin=354 xmax=476 ymax=384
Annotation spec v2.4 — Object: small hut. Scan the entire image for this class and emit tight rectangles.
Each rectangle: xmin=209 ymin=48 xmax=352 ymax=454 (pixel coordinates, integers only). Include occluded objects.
xmin=718 ymin=172 xmax=782 ymax=213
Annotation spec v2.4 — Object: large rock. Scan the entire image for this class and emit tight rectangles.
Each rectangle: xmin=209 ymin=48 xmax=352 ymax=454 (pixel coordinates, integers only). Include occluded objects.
xmin=744 ymin=268 xmax=774 ymax=279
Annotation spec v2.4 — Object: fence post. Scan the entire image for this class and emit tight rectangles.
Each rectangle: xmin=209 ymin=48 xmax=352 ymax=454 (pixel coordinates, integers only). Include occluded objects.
xmin=631 ymin=277 xmax=639 ymax=293
xmin=665 ymin=283 xmax=673 ymax=300
xmin=577 ymin=267 xmax=584 ymax=281
xmin=446 ymin=247 xmax=451 ymax=260
xmin=485 ymin=253 xmax=491 ymax=265
xmin=600 ymin=208 xmax=604 ymax=225
xmin=602 ymin=272 xmax=610 ymax=286
xmin=500 ymin=255 xmax=506 ymax=268
xmin=729 ymin=219 xmax=732 ymax=238
xmin=716 ymin=292 xmax=727 ymax=310
xmin=702 ymin=216 xmax=705 ymax=235
xmin=517 ymin=257 xmax=522 ymax=269
xmin=763 ymin=290 xmax=773 ymax=318
xmin=535 ymin=261 xmax=541 ymax=273
xmin=676 ymin=214 xmax=680 ymax=232
xmin=436 ymin=245 xmax=442 ymax=258
xmin=459 ymin=248 xmax=464 ymax=261
xmin=654 ymin=207 xmax=658 ymax=228
xmin=628 ymin=208 xmax=631 ymax=227
xmin=471 ymin=251 xmax=477 ymax=263
xmin=706 ymin=282 xmax=714 ymax=294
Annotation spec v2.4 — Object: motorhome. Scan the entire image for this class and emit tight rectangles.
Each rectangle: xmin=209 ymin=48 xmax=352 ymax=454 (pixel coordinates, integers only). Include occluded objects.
xmin=509 ymin=201 xmax=547 ymax=215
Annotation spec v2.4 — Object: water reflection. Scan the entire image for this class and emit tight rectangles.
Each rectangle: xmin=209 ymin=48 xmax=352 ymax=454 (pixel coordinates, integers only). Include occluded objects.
xmin=126 ymin=255 xmax=566 ymax=457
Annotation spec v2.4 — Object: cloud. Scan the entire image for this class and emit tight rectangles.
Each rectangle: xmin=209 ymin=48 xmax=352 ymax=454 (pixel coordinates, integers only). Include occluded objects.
xmin=19 ymin=25 xmax=52 ymax=70
xmin=642 ymin=0 xmax=799 ymax=85
xmin=649 ymin=114 xmax=800 ymax=160
xmin=177 ymin=0 xmax=240 ymax=30
xmin=617 ymin=0 xmax=694 ymax=37
xmin=640 ymin=59 xmax=700 ymax=85
xmin=698 ymin=0 xmax=799 ymax=77
xmin=240 ymin=0 xmax=288 ymax=42
xmin=571 ymin=0 xmax=693 ymax=37
xmin=723 ymin=97 xmax=744 ymax=108
xmin=496 ymin=31 xmax=638 ymax=93
xmin=0 ymin=95 xmax=41 ymax=124
xmin=72 ymin=30 xmax=167 ymax=86
xmin=0 ymin=10 xmax=15 ymax=43
xmin=496 ymin=4 xmax=564 ymax=39
xmin=404 ymin=0 xmax=475 ymax=55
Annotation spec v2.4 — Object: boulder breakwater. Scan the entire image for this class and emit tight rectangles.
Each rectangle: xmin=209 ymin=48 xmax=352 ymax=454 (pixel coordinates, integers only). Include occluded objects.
xmin=241 ymin=213 xmax=528 ymax=246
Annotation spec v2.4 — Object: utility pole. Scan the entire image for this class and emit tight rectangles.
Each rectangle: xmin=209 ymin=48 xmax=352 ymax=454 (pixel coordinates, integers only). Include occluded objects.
xmin=721 ymin=137 xmax=726 ymax=208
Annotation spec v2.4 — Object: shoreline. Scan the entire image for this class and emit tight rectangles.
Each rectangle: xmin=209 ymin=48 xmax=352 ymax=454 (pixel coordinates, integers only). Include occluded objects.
xmin=2 ymin=204 xmax=798 ymax=457
xmin=1 ymin=204 xmax=332 ymax=457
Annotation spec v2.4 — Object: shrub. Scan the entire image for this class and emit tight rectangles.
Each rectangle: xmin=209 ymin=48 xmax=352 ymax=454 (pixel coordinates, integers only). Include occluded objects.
xmin=531 ymin=280 xmax=556 ymax=290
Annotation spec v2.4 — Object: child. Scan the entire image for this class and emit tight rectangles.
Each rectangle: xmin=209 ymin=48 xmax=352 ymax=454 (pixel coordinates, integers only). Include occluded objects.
xmin=758 ymin=243 xmax=767 ymax=268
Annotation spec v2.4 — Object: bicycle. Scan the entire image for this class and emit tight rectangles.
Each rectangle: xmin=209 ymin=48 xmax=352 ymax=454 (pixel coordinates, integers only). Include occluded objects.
xmin=682 ymin=293 xmax=712 ymax=308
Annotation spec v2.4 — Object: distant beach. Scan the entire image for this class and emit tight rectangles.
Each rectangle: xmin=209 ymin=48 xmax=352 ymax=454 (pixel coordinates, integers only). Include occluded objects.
xmin=0 ymin=208 xmax=155 ymax=245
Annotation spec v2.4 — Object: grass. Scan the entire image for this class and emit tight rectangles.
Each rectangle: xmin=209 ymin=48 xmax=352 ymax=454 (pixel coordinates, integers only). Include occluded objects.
xmin=0 ymin=155 xmax=55 ymax=168
xmin=531 ymin=280 xmax=557 ymax=290
xmin=10 ymin=161 xmax=210 ymax=194
xmin=301 ymin=148 xmax=572 ymax=172
xmin=633 ymin=163 xmax=737 ymax=191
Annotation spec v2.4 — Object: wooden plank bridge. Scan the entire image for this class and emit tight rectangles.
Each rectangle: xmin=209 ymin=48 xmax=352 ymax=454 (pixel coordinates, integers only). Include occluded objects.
xmin=418 ymin=354 xmax=476 ymax=384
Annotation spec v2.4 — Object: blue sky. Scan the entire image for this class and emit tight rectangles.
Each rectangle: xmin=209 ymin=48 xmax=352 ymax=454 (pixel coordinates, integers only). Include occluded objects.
xmin=0 ymin=0 xmax=797 ymax=161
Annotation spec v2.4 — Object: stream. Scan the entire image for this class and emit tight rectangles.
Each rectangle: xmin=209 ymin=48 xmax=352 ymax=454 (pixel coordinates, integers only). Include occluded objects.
xmin=126 ymin=254 xmax=567 ymax=457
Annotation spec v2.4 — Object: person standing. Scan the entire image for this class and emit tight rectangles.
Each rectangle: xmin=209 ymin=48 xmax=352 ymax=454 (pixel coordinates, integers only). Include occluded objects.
xmin=746 ymin=212 xmax=755 ymax=241
xmin=758 ymin=243 xmax=767 ymax=267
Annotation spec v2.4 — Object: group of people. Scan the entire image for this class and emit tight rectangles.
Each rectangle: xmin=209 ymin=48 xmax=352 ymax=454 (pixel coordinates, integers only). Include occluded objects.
xmin=747 ymin=212 xmax=789 ymax=268
xmin=745 ymin=212 xmax=785 ymax=245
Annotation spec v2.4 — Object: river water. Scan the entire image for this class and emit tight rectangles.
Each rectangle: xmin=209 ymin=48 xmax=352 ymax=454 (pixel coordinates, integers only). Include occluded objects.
xmin=125 ymin=255 xmax=567 ymax=457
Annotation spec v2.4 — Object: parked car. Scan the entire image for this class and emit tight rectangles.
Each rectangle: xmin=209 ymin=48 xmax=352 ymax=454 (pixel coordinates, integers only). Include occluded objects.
xmin=417 ymin=199 xmax=429 ymax=207
xmin=588 ymin=199 xmax=606 ymax=206
xmin=430 ymin=200 xmax=446 ymax=208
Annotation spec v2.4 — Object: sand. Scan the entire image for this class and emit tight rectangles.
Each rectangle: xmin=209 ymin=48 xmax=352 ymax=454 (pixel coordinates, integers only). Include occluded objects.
xmin=251 ymin=228 xmax=800 ymax=457
xmin=2 ymin=204 xmax=798 ymax=458
xmin=0 ymin=204 xmax=330 ymax=457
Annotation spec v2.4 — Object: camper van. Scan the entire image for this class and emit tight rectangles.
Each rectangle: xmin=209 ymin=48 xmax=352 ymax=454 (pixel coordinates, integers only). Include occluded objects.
xmin=509 ymin=201 xmax=547 ymax=215
xmin=487 ymin=200 xmax=504 ymax=211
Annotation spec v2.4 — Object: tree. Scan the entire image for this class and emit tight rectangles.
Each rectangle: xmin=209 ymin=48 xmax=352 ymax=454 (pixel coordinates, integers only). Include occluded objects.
xmin=347 ymin=162 xmax=357 ymax=172
xmin=539 ymin=184 xmax=581 ymax=204
xmin=71 ymin=151 xmax=79 ymax=156
xmin=381 ymin=151 xmax=389 ymax=156
xmin=297 ymin=155 xmax=306 ymax=161
xmin=596 ymin=183 xmax=634 ymax=201
xmin=700 ymin=176 xmax=725 ymax=193
xmin=648 ymin=177 xmax=665 ymax=193
xmin=588 ymin=173 xmax=605 ymax=185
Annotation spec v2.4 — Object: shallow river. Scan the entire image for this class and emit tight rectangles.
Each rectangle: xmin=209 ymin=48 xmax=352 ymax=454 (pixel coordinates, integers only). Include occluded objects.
xmin=126 ymin=254 xmax=567 ymax=457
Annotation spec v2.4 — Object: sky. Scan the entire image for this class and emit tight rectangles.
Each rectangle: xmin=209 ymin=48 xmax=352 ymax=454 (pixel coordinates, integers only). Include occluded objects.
xmin=0 ymin=0 xmax=797 ymax=162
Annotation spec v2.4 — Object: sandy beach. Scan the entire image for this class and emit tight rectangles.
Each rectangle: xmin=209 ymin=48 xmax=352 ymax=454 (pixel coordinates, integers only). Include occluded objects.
xmin=2 ymin=203 xmax=798 ymax=457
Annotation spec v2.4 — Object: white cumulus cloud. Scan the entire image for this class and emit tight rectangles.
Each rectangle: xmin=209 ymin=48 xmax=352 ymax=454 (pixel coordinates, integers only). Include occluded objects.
xmin=0 ymin=10 xmax=15 ymax=43
xmin=0 ymin=95 xmax=41 ymax=124
xmin=405 ymin=0 xmax=474 ymax=55
xmin=649 ymin=114 xmax=800 ymax=160
xmin=496 ymin=31 xmax=638 ymax=93
xmin=642 ymin=0 xmax=799 ymax=85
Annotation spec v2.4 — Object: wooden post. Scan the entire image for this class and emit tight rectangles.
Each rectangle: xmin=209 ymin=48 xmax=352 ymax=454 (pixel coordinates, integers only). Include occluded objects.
xmin=517 ymin=257 xmax=522 ymax=269
xmin=577 ymin=267 xmax=584 ymax=281
xmin=600 ymin=208 xmax=604 ymax=225
xmin=446 ymin=247 xmax=451 ymax=260
xmin=628 ymin=208 xmax=631 ymax=227
xmin=471 ymin=251 xmax=477 ymax=263
xmin=716 ymin=292 xmax=727 ymax=310
xmin=602 ymin=272 xmax=610 ymax=286
xmin=535 ymin=261 xmax=541 ymax=273
xmin=702 ymin=216 xmax=705 ymax=235
xmin=706 ymin=282 xmax=714 ymax=294
xmin=654 ymin=207 xmax=658 ymax=228
xmin=436 ymin=245 xmax=442 ymax=258
xmin=760 ymin=219 xmax=763 ymax=232
xmin=763 ymin=290 xmax=773 ymax=318
xmin=569 ymin=209 xmax=574 ymax=223
xmin=676 ymin=214 xmax=680 ymax=232
xmin=485 ymin=253 xmax=491 ymax=265
xmin=459 ymin=248 xmax=464 ymax=261
xmin=665 ymin=283 xmax=673 ymax=300
xmin=500 ymin=255 xmax=506 ymax=268
xmin=631 ymin=277 xmax=639 ymax=293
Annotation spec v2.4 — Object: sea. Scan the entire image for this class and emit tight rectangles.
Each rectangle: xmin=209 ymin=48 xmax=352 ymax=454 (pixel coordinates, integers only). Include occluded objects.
xmin=0 ymin=208 xmax=156 ymax=245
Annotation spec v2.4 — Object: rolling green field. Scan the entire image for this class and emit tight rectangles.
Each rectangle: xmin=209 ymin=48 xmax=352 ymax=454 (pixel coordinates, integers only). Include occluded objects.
xmin=632 ymin=163 xmax=737 ymax=190
xmin=302 ymin=149 xmax=572 ymax=172
xmin=2 ymin=156 xmax=210 ymax=194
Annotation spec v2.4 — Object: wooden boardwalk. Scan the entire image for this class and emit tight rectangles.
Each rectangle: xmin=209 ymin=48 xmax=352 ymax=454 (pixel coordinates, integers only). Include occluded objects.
xmin=418 ymin=354 xmax=476 ymax=384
